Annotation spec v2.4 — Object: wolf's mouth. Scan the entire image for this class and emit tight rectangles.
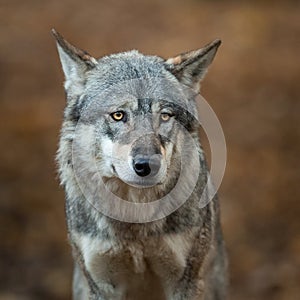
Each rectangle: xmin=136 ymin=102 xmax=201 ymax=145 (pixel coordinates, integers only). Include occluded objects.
xmin=122 ymin=178 xmax=163 ymax=188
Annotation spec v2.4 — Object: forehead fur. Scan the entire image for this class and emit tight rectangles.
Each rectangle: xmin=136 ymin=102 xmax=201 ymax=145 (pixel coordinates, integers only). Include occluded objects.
xmin=85 ymin=50 xmax=178 ymax=92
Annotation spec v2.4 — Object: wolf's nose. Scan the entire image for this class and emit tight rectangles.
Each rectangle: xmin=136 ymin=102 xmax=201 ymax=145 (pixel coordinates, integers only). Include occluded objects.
xmin=133 ymin=156 xmax=161 ymax=177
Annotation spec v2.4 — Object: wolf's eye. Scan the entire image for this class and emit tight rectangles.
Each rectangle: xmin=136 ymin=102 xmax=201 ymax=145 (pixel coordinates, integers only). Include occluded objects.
xmin=160 ymin=112 xmax=172 ymax=122
xmin=111 ymin=111 xmax=126 ymax=122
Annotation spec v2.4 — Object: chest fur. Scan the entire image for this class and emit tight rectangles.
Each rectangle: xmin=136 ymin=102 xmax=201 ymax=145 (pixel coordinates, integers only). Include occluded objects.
xmin=73 ymin=229 xmax=196 ymax=299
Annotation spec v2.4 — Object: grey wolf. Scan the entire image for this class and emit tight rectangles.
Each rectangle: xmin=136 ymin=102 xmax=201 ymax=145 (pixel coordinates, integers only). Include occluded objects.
xmin=53 ymin=29 xmax=228 ymax=300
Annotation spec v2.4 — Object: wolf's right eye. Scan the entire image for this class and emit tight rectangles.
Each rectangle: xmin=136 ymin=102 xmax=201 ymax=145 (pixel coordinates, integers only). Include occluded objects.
xmin=111 ymin=111 xmax=126 ymax=122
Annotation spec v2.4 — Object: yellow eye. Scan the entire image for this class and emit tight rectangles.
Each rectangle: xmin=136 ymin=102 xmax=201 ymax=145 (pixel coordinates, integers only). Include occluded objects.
xmin=161 ymin=113 xmax=171 ymax=122
xmin=111 ymin=111 xmax=125 ymax=121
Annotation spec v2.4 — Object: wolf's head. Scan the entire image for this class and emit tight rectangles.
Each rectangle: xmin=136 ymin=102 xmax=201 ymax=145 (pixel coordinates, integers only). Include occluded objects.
xmin=53 ymin=30 xmax=220 ymax=197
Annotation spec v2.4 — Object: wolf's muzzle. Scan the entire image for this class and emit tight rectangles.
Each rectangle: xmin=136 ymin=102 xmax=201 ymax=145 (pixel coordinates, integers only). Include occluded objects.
xmin=133 ymin=155 xmax=161 ymax=177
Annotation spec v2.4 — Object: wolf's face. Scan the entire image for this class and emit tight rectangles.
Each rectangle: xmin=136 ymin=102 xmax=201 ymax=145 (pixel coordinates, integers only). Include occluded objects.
xmin=74 ymin=67 xmax=197 ymax=188
xmin=88 ymin=96 xmax=196 ymax=187
xmin=53 ymin=30 xmax=220 ymax=190
xmin=94 ymin=97 xmax=177 ymax=187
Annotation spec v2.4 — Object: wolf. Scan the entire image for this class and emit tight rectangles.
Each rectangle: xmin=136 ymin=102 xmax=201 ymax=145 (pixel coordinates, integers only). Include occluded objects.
xmin=53 ymin=29 xmax=228 ymax=300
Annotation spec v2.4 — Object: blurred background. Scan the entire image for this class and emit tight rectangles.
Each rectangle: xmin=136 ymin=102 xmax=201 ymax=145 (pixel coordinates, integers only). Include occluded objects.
xmin=1 ymin=0 xmax=299 ymax=299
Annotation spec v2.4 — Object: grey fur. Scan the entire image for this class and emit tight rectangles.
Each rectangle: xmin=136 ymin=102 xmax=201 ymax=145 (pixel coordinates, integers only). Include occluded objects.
xmin=53 ymin=29 xmax=227 ymax=299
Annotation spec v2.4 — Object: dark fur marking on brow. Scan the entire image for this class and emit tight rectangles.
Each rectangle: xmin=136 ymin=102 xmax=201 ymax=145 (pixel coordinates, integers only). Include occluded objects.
xmin=137 ymin=98 xmax=152 ymax=114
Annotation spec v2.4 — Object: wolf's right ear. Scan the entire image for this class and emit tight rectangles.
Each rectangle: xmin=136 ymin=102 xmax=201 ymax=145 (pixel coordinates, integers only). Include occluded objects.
xmin=52 ymin=29 xmax=98 ymax=96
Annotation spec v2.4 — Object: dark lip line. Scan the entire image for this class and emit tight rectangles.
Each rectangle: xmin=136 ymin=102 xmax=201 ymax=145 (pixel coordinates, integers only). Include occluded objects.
xmin=118 ymin=178 xmax=164 ymax=189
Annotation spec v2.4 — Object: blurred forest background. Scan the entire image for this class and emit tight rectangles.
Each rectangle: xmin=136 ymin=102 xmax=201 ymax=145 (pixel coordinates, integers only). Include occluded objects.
xmin=0 ymin=0 xmax=299 ymax=299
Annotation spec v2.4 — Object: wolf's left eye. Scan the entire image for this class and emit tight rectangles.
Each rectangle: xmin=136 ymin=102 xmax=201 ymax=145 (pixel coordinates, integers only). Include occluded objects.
xmin=111 ymin=111 xmax=126 ymax=122
xmin=160 ymin=112 xmax=173 ymax=122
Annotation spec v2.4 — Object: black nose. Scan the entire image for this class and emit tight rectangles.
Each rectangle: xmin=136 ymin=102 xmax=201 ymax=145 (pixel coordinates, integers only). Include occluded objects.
xmin=133 ymin=156 xmax=161 ymax=177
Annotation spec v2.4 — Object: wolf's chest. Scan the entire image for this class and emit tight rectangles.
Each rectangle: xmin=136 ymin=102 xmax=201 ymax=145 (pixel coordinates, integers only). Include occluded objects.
xmin=74 ymin=231 xmax=195 ymax=299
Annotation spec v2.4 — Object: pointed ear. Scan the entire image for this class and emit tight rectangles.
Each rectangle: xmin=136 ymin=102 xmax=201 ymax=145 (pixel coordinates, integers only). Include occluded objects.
xmin=51 ymin=29 xmax=98 ymax=95
xmin=165 ymin=39 xmax=221 ymax=92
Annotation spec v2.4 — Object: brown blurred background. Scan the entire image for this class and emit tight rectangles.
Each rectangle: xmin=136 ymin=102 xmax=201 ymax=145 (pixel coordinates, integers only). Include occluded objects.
xmin=1 ymin=0 xmax=299 ymax=299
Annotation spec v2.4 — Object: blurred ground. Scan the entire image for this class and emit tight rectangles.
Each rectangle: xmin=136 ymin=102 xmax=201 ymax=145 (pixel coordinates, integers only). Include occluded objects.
xmin=0 ymin=0 xmax=300 ymax=299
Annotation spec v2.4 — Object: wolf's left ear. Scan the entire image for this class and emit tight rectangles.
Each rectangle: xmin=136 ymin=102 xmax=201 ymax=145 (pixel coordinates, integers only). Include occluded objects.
xmin=51 ymin=29 xmax=98 ymax=96
xmin=165 ymin=39 xmax=221 ymax=92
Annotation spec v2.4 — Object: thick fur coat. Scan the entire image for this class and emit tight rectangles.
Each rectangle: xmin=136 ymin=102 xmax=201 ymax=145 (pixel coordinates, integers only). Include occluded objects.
xmin=53 ymin=29 xmax=228 ymax=300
